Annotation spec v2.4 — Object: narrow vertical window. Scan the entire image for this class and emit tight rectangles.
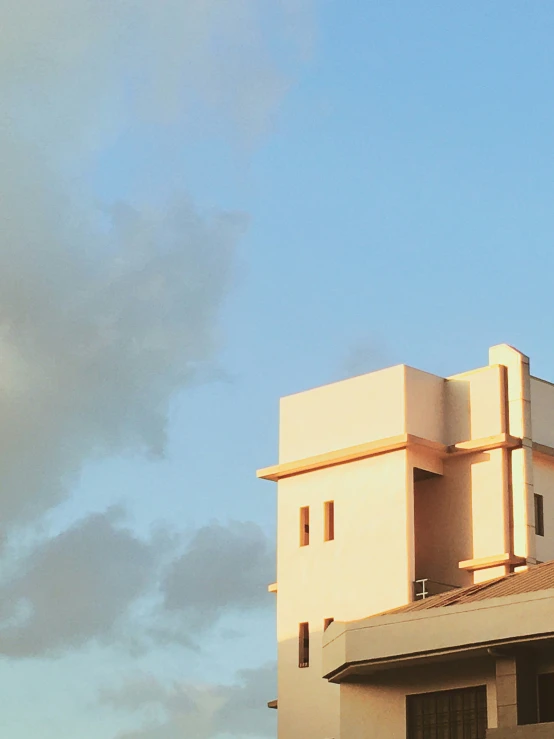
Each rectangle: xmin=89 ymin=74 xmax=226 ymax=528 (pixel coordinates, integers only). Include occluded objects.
xmin=535 ymin=494 xmax=545 ymax=537
xmin=324 ymin=617 xmax=334 ymax=631
xmin=300 ymin=506 xmax=310 ymax=546
xmin=324 ymin=500 xmax=335 ymax=541
xmin=298 ymin=622 xmax=309 ymax=667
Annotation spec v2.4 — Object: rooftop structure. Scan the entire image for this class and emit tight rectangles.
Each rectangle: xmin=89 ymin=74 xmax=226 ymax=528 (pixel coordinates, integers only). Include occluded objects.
xmin=258 ymin=344 xmax=554 ymax=738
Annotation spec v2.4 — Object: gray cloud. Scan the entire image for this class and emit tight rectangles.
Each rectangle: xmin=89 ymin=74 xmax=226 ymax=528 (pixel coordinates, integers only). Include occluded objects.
xmin=0 ymin=0 xmax=311 ymax=529
xmin=1 ymin=1 xmax=301 ymax=144
xmin=0 ymin=190 xmax=243 ymax=526
xmin=340 ymin=335 xmax=396 ymax=379
xmin=0 ymin=517 xmax=274 ymax=657
xmin=103 ymin=663 xmax=277 ymax=739
xmin=0 ymin=1 xmax=308 ymax=732
xmin=0 ymin=510 xmax=161 ymax=657
xmin=162 ymin=521 xmax=275 ymax=628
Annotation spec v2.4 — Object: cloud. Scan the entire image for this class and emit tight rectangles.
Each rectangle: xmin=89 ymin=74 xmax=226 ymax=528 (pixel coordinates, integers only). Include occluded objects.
xmin=0 ymin=510 xmax=162 ymax=657
xmin=1 ymin=0 xmax=303 ymax=143
xmin=0 ymin=517 xmax=273 ymax=657
xmin=0 ymin=1 xmax=308 ymax=732
xmin=0 ymin=0 xmax=312 ymax=529
xmin=102 ymin=663 xmax=277 ymax=739
xmin=340 ymin=335 xmax=395 ymax=379
xmin=0 ymin=190 xmax=244 ymax=528
xmin=162 ymin=521 xmax=274 ymax=628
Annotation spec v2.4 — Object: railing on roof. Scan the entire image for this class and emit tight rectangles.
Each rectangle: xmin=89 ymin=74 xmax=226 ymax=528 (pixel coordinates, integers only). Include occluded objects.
xmin=413 ymin=578 xmax=461 ymax=601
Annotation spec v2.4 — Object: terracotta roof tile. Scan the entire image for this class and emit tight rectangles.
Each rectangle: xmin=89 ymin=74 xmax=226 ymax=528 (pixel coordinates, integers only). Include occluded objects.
xmin=382 ymin=561 xmax=554 ymax=616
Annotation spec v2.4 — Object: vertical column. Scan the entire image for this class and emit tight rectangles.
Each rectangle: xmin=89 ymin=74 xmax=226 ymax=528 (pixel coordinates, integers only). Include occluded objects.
xmin=489 ymin=345 xmax=536 ymax=564
xmin=406 ymin=450 xmax=416 ymax=601
xmin=494 ymin=651 xmax=538 ymax=728
xmin=495 ymin=656 xmax=518 ymax=728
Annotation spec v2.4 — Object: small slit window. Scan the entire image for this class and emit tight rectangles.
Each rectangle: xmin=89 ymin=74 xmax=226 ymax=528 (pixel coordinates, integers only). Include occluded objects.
xmin=300 ymin=506 xmax=310 ymax=546
xmin=324 ymin=500 xmax=335 ymax=541
xmin=535 ymin=493 xmax=545 ymax=537
xmin=298 ymin=622 xmax=309 ymax=667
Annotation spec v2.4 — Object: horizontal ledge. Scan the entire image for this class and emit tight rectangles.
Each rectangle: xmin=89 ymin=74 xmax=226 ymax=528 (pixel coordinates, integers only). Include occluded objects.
xmin=267 ymin=582 xmax=277 ymax=593
xmin=257 ymin=433 xmax=523 ymax=482
xmin=459 ymin=553 xmax=527 ymax=572
xmin=267 ymin=700 xmax=278 ymax=709
xmin=449 ymin=433 xmax=521 ymax=456
xmin=324 ymin=632 xmax=554 ymax=684
xmin=257 ymin=435 xmax=446 ymax=481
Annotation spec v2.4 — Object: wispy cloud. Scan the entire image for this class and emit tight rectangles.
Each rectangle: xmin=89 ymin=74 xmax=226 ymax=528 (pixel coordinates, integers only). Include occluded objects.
xmin=0 ymin=0 xmax=310 ymax=529
xmin=0 ymin=1 xmax=310 ymax=735
xmin=162 ymin=521 xmax=275 ymax=627
xmin=0 ymin=517 xmax=274 ymax=658
xmin=102 ymin=663 xmax=277 ymax=739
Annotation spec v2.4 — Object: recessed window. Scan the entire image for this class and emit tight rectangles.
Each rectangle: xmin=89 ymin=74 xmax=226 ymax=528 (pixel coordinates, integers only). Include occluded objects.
xmin=407 ymin=686 xmax=487 ymax=739
xmin=298 ymin=622 xmax=309 ymax=668
xmin=535 ymin=494 xmax=545 ymax=537
xmin=324 ymin=500 xmax=335 ymax=541
xmin=324 ymin=617 xmax=334 ymax=631
xmin=538 ymin=673 xmax=554 ymax=723
xmin=300 ymin=506 xmax=310 ymax=546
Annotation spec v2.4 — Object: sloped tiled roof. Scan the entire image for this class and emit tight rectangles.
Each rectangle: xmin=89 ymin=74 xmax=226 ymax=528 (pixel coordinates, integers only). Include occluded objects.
xmin=384 ymin=561 xmax=554 ymax=616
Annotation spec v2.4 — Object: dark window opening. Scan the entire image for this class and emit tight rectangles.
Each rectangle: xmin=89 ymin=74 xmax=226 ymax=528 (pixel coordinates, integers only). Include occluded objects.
xmin=298 ymin=622 xmax=309 ymax=668
xmin=407 ymin=686 xmax=487 ymax=739
xmin=324 ymin=500 xmax=335 ymax=541
xmin=538 ymin=673 xmax=554 ymax=723
xmin=535 ymin=494 xmax=545 ymax=537
xmin=300 ymin=506 xmax=310 ymax=546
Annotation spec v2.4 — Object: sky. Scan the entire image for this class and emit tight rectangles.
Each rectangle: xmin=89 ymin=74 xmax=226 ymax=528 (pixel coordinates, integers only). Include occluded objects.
xmin=2 ymin=1 xmax=554 ymax=737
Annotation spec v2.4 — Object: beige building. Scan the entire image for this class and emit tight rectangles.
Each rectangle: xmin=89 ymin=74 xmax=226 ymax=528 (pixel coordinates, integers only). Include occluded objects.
xmin=324 ymin=563 xmax=554 ymax=738
xmin=257 ymin=344 xmax=554 ymax=738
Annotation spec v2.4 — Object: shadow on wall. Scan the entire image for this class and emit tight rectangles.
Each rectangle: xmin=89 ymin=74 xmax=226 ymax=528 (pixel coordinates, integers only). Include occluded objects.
xmin=414 ymin=450 xmax=483 ymax=592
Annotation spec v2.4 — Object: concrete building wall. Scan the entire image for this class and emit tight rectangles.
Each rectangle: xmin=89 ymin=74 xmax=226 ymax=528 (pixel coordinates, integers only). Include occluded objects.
xmin=530 ymin=378 xmax=554 ymax=449
xmin=445 ymin=365 xmax=506 ymax=445
xmin=276 ymin=450 xmax=413 ymax=739
xmin=413 ymin=458 xmax=472 ymax=588
xmin=278 ymin=364 xmax=407 ymax=463
xmin=340 ymin=660 xmax=497 ymax=739
xmin=413 ymin=447 xmax=511 ymax=589
xmin=404 ymin=367 xmax=445 ymax=444
xmin=532 ymin=455 xmax=554 ymax=562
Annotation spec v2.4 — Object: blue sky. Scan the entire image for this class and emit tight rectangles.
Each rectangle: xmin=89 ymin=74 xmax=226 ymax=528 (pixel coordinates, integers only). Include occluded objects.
xmin=2 ymin=2 xmax=554 ymax=737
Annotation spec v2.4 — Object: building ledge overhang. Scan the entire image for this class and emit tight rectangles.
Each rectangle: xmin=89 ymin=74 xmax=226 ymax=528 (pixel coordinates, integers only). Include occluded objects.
xmin=325 ymin=633 xmax=554 ymax=684
xmin=257 ymin=433 xmax=522 ymax=482
xmin=322 ymin=588 xmax=554 ymax=684
xmin=459 ymin=553 xmax=527 ymax=572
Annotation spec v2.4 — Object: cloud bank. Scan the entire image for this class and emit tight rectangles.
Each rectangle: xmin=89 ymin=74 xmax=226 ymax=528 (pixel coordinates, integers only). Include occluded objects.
xmin=0 ymin=1 xmax=310 ymax=735
xmin=103 ymin=663 xmax=277 ymax=739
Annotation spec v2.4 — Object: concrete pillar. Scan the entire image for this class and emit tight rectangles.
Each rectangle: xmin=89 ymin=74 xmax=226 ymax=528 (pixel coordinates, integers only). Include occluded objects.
xmin=495 ymin=657 xmax=518 ymax=728
xmin=489 ymin=345 xmax=536 ymax=564
xmin=493 ymin=651 xmax=538 ymax=728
